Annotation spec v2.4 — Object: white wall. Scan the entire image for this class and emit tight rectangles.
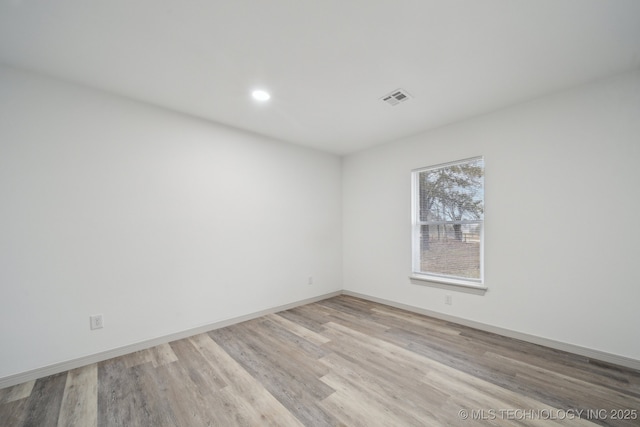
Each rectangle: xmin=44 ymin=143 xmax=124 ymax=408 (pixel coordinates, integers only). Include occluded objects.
xmin=2 ymin=63 xmax=639 ymax=382
xmin=343 ymin=69 xmax=640 ymax=361
xmin=0 ymin=65 xmax=342 ymax=379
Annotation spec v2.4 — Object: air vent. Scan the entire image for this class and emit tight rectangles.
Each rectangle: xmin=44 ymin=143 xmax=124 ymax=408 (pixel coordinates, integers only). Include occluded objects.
xmin=381 ymin=88 xmax=412 ymax=106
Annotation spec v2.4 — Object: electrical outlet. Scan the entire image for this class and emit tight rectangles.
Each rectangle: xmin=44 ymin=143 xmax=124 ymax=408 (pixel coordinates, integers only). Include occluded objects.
xmin=90 ymin=314 xmax=104 ymax=330
xmin=445 ymin=295 xmax=452 ymax=305
xmin=308 ymin=276 xmax=313 ymax=285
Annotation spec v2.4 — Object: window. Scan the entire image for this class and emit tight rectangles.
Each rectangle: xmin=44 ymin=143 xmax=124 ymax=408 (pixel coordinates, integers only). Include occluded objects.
xmin=411 ymin=157 xmax=484 ymax=288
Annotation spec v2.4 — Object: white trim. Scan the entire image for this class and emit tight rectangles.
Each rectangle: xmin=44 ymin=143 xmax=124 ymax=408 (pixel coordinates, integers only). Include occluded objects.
xmin=411 ymin=155 xmax=484 ymax=174
xmin=4 ymin=288 xmax=638 ymax=389
xmin=409 ymin=274 xmax=487 ymax=291
xmin=342 ymin=290 xmax=640 ymax=371
xmin=415 ymin=219 xmax=482 ymax=226
xmin=0 ymin=291 xmax=341 ymax=390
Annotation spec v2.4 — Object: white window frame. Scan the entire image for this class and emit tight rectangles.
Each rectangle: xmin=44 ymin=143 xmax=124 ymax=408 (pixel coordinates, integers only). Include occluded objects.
xmin=410 ymin=157 xmax=486 ymax=290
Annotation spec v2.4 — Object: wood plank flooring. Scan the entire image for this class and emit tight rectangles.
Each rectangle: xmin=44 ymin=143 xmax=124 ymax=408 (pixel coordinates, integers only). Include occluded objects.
xmin=1 ymin=295 xmax=639 ymax=426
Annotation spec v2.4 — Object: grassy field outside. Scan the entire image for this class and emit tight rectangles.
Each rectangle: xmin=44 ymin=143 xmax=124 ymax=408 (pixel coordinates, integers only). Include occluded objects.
xmin=420 ymin=239 xmax=480 ymax=279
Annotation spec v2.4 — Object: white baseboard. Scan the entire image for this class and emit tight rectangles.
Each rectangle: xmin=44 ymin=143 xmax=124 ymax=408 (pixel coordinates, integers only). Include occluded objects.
xmin=342 ymin=290 xmax=640 ymax=371
xmin=0 ymin=291 xmax=342 ymax=390
xmin=3 ymin=289 xmax=637 ymax=390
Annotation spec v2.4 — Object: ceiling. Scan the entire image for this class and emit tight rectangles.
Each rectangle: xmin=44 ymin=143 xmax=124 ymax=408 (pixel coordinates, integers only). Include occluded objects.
xmin=1 ymin=1 xmax=639 ymax=155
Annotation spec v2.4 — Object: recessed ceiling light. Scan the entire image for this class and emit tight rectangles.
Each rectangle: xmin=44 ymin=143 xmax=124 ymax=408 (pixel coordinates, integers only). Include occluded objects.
xmin=252 ymin=89 xmax=271 ymax=101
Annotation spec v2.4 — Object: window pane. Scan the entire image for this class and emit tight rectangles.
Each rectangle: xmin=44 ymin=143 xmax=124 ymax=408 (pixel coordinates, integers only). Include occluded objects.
xmin=420 ymin=224 xmax=481 ymax=279
xmin=413 ymin=157 xmax=484 ymax=283
xmin=418 ymin=158 xmax=484 ymax=222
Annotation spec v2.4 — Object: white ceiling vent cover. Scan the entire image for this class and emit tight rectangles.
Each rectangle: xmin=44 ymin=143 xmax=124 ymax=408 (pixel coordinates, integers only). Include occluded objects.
xmin=381 ymin=89 xmax=412 ymax=106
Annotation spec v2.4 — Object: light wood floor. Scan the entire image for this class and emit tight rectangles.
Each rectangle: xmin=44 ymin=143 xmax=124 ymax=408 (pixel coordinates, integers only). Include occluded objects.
xmin=1 ymin=295 xmax=639 ymax=426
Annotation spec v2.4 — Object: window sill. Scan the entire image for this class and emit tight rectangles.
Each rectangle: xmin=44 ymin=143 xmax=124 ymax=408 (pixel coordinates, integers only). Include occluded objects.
xmin=409 ymin=274 xmax=487 ymax=294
